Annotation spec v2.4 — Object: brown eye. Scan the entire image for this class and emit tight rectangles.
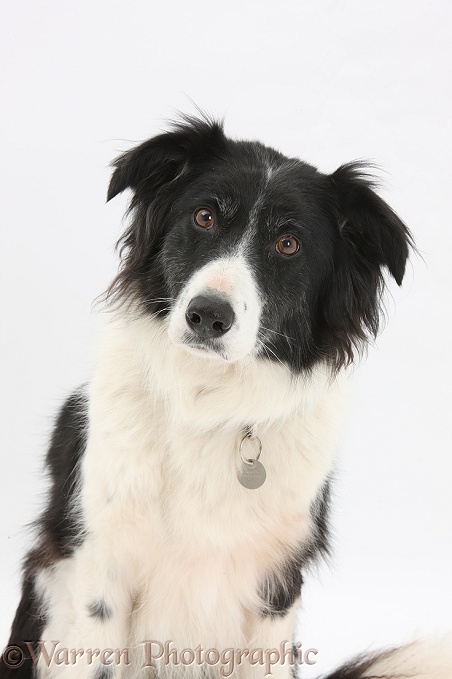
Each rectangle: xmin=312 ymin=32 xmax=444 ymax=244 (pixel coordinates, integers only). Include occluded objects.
xmin=194 ymin=208 xmax=215 ymax=229
xmin=276 ymin=235 xmax=300 ymax=257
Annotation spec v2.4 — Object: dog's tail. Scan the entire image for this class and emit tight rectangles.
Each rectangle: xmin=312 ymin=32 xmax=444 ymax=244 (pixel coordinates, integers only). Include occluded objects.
xmin=320 ymin=636 xmax=452 ymax=679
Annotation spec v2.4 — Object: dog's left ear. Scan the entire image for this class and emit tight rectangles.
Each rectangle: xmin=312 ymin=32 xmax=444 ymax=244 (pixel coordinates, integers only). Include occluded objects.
xmin=330 ymin=163 xmax=411 ymax=285
xmin=320 ymin=163 xmax=413 ymax=367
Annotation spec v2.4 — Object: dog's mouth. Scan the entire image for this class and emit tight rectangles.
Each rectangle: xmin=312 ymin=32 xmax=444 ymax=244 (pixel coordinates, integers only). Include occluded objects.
xmin=180 ymin=333 xmax=229 ymax=361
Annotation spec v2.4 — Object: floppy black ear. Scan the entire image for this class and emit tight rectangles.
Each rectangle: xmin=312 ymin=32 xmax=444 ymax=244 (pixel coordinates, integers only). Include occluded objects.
xmin=106 ymin=116 xmax=227 ymax=203
xmin=319 ymin=163 xmax=413 ymax=368
xmin=331 ymin=163 xmax=411 ymax=285
xmin=104 ymin=117 xmax=227 ymax=307
xmin=106 ymin=137 xmax=183 ymax=202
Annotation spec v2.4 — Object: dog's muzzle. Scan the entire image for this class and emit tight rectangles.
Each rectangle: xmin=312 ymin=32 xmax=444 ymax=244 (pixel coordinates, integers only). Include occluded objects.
xmin=167 ymin=255 xmax=261 ymax=362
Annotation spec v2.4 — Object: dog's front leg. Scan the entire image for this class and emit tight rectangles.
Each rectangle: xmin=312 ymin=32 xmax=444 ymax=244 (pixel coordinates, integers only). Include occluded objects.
xmin=242 ymin=605 xmax=300 ymax=679
xmin=35 ymin=535 xmax=134 ymax=679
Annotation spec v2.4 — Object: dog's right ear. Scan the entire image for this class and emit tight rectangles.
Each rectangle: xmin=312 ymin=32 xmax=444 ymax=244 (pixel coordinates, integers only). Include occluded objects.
xmin=106 ymin=117 xmax=227 ymax=203
xmin=106 ymin=135 xmax=185 ymax=203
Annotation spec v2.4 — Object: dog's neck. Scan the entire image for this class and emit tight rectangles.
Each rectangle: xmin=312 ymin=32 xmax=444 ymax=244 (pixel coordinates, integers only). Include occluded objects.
xmin=93 ymin=308 xmax=346 ymax=437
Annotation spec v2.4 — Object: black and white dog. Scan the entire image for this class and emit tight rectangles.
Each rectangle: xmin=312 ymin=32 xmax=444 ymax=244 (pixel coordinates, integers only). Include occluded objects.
xmin=2 ymin=117 xmax=450 ymax=679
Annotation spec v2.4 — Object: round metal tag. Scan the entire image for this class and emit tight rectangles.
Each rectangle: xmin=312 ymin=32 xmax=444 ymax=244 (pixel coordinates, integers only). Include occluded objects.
xmin=237 ymin=460 xmax=266 ymax=489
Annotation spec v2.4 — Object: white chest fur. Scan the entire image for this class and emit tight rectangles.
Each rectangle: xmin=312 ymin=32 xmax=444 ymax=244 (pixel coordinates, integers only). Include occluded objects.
xmin=38 ymin=312 xmax=345 ymax=677
xmin=83 ymin=315 xmax=343 ymax=647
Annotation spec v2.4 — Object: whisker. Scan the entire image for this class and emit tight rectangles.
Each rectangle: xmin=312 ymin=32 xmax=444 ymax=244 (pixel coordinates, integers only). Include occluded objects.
xmin=259 ymin=325 xmax=296 ymax=343
xmin=146 ymin=297 xmax=176 ymax=304
xmin=256 ymin=338 xmax=294 ymax=377
xmin=152 ymin=307 xmax=172 ymax=315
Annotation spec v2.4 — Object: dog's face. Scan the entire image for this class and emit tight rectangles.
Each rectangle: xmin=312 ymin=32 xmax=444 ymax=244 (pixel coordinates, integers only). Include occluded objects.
xmin=107 ymin=118 xmax=412 ymax=372
xmin=154 ymin=159 xmax=337 ymax=365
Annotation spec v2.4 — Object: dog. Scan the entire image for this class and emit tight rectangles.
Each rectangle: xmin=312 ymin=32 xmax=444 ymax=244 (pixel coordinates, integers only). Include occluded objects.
xmin=2 ymin=116 xmax=451 ymax=679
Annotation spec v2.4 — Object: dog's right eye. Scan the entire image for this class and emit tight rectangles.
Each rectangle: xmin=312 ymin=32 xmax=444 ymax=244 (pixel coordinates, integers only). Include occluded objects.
xmin=194 ymin=208 xmax=215 ymax=230
xmin=275 ymin=234 xmax=300 ymax=257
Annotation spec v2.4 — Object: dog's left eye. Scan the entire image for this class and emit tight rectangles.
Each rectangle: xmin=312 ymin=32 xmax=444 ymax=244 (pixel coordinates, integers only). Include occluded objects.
xmin=194 ymin=208 xmax=215 ymax=230
xmin=275 ymin=235 xmax=300 ymax=257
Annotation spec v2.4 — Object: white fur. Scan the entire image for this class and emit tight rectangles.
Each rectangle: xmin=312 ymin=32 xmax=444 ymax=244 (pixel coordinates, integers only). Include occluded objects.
xmin=33 ymin=311 xmax=452 ymax=679
xmin=35 ymin=309 xmax=344 ymax=678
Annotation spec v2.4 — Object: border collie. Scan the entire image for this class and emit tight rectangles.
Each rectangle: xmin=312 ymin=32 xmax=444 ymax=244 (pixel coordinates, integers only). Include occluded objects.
xmin=2 ymin=117 xmax=450 ymax=679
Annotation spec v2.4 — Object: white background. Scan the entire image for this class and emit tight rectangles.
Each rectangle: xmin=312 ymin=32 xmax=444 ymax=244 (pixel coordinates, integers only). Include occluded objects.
xmin=1 ymin=1 xmax=451 ymax=675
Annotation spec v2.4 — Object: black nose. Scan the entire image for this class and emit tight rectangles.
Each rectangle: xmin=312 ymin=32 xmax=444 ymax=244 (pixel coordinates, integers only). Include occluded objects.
xmin=185 ymin=295 xmax=235 ymax=339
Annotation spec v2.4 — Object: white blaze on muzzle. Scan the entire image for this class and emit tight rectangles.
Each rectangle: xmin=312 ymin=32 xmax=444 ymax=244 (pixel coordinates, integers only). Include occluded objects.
xmin=167 ymin=255 xmax=262 ymax=362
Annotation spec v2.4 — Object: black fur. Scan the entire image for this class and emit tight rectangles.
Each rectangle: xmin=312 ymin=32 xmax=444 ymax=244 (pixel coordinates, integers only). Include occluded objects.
xmin=260 ymin=480 xmax=332 ymax=617
xmin=93 ymin=666 xmax=113 ymax=679
xmin=319 ymin=648 xmax=397 ymax=679
xmin=37 ymin=388 xmax=87 ymax=557
xmin=0 ymin=577 xmax=44 ymax=679
xmin=260 ymin=555 xmax=305 ymax=617
xmin=106 ymin=116 xmax=412 ymax=373
xmin=88 ymin=600 xmax=112 ymax=621
xmin=310 ymin=479 xmax=332 ymax=561
xmin=1 ymin=390 xmax=88 ymax=677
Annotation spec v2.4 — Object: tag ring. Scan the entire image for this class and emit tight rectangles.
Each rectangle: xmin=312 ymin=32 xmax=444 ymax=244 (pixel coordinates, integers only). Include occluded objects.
xmin=239 ymin=432 xmax=263 ymax=466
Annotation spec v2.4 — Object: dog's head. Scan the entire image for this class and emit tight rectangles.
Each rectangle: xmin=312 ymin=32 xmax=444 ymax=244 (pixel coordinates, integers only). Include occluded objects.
xmin=106 ymin=117 xmax=412 ymax=373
